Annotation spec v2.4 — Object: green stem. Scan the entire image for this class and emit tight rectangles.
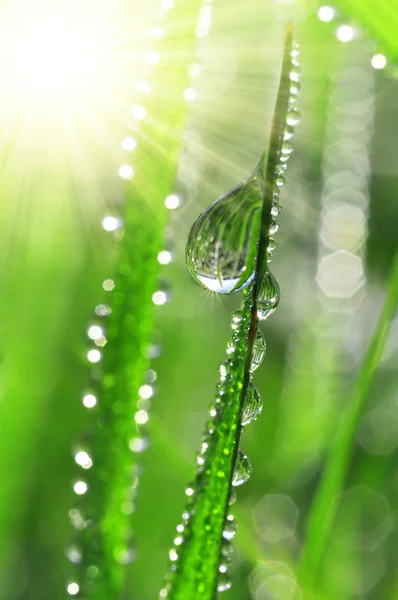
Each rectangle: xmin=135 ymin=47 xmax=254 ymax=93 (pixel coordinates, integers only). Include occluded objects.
xmin=298 ymin=249 xmax=398 ymax=589
xmin=164 ymin=23 xmax=295 ymax=600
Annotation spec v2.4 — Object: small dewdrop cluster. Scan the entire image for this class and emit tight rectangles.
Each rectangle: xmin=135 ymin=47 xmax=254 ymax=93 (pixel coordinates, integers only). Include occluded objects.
xmin=65 ymin=276 xmax=116 ymax=596
xmin=317 ymin=5 xmax=388 ymax=71
xmin=67 ymin=2 xmax=182 ymax=594
xmin=267 ymin=42 xmax=301 ymax=266
xmin=130 ymin=369 xmax=158 ymax=457
xmin=159 ymin=295 xmax=253 ymax=598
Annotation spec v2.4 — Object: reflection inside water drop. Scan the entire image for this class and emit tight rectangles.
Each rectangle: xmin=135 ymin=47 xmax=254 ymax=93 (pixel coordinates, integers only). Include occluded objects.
xmin=232 ymin=451 xmax=252 ymax=486
xmin=186 ymin=169 xmax=263 ymax=294
xmin=242 ymin=384 xmax=262 ymax=426
xmin=251 ymin=330 xmax=266 ymax=371
xmin=257 ymin=271 xmax=280 ymax=320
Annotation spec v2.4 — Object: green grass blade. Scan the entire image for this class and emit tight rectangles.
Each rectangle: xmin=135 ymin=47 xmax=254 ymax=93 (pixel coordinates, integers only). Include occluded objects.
xmin=161 ymin=24 xmax=297 ymax=600
xmin=298 ymin=249 xmax=398 ymax=589
xmin=68 ymin=5 xmax=203 ymax=597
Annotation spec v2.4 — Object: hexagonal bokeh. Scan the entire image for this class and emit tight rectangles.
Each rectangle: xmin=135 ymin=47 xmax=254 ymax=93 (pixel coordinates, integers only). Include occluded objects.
xmin=250 ymin=562 xmax=296 ymax=600
xmin=255 ymin=576 xmax=302 ymax=600
xmin=320 ymin=203 xmax=366 ymax=252
xmin=317 ymin=250 xmax=364 ymax=298
xmin=357 ymin=407 xmax=398 ymax=455
xmin=253 ymin=495 xmax=299 ymax=544
xmin=323 ymin=545 xmax=385 ymax=596
xmin=336 ymin=486 xmax=392 ymax=552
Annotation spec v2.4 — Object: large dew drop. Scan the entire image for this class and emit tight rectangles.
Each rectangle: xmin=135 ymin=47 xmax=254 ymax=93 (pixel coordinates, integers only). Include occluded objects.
xmin=186 ymin=169 xmax=263 ymax=294
xmin=242 ymin=384 xmax=262 ymax=426
xmin=257 ymin=271 xmax=280 ymax=320
xmin=232 ymin=451 xmax=252 ymax=486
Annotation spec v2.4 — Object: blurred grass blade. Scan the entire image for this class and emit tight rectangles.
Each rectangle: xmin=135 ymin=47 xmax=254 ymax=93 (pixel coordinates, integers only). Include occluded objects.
xmin=298 ymin=249 xmax=398 ymax=589
xmin=68 ymin=4 xmax=203 ymax=597
xmin=161 ymin=24 xmax=297 ymax=600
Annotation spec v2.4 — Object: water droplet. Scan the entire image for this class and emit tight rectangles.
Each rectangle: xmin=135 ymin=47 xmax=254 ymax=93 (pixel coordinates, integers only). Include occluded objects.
xmin=65 ymin=544 xmax=82 ymax=564
xmin=286 ymin=109 xmax=301 ymax=127
xmin=87 ymin=565 xmax=99 ymax=579
xmin=291 ymin=45 xmax=300 ymax=59
xmin=276 ymin=163 xmax=287 ymax=175
xmin=290 ymin=80 xmax=301 ymax=95
xmin=242 ymin=384 xmax=262 ymax=425
xmin=228 ymin=489 xmax=237 ymax=505
xmin=219 ymin=559 xmax=229 ymax=573
xmin=271 ymin=203 xmax=282 ymax=217
xmin=219 ymin=362 xmax=229 ymax=381
xmin=281 ymin=141 xmax=294 ymax=156
xmin=251 ymin=329 xmax=266 ymax=370
xmin=232 ymin=451 xmax=252 ymax=486
xmin=269 ymin=219 xmax=279 ymax=235
xmin=186 ymin=170 xmax=263 ymax=293
xmin=257 ymin=272 xmax=280 ymax=320
xmin=283 ymin=125 xmax=295 ymax=141
xmin=267 ymin=238 xmax=276 ymax=252
xmin=221 ymin=539 xmax=234 ymax=558
xmin=289 ymin=65 xmax=301 ymax=82
xmin=276 ymin=176 xmax=285 ymax=188
xmin=222 ymin=515 xmax=237 ymax=540
xmin=280 ymin=153 xmax=290 ymax=164
xmin=217 ymin=573 xmax=232 ymax=592
xmin=226 ymin=340 xmax=235 ymax=355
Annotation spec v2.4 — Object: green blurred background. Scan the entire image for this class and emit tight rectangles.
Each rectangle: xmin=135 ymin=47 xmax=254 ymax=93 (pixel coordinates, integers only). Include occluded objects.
xmin=1 ymin=0 xmax=398 ymax=599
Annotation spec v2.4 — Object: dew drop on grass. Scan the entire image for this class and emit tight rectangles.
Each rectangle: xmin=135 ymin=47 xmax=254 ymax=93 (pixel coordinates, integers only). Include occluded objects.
xmin=186 ymin=169 xmax=263 ymax=294
xmin=289 ymin=65 xmax=301 ymax=83
xmin=269 ymin=219 xmax=279 ymax=235
xmin=217 ymin=573 xmax=232 ymax=592
xmin=275 ymin=164 xmax=286 ymax=176
xmin=65 ymin=544 xmax=82 ymax=564
xmin=222 ymin=514 xmax=237 ymax=540
xmin=221 ymin=539 xmax=234 ymax=558
xmin=271 ymin=203 xmax=282 ymax=217
xmin=286 ymin=108 xmax=301 ymax=127
xmin=232 ymin=451 xmax=252 ymax=486
xmin=283 ymin=125 xmax=295 ymax=141
xmin=228 ymin=489 xmax=237 ymax=505
xmin=242 ymin=384 xmax=262 ymax=426
xmin=219 ymin=558 xmax=229 ymax=574
xmin=257 ymin=272 xmax=280 ymax=320
xmin=281 ymin=140 xmax=294 ymax=156
xmin=251 ymin=330 xmax=266 ymax=371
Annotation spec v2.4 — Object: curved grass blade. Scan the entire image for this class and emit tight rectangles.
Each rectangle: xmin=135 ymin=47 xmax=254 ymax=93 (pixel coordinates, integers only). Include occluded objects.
xmin=161 ymin=23 xmax=299 ymax=600
xmin=66 ymin=5 xmax=203 ymax=597
xmin=298 ymin=249 xmax=398 ymax=591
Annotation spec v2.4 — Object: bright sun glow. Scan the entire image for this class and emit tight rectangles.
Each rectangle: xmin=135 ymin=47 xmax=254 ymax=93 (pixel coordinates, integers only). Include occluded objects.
xmin=0 ymin=5 xmax=113 ymax=107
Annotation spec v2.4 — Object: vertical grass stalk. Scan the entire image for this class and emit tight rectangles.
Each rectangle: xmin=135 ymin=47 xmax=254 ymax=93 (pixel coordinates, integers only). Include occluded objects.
xmin=66 ymin=3 xmax=203 ymax=598
xmin=161 ymin=23 xmax=300 ymax=600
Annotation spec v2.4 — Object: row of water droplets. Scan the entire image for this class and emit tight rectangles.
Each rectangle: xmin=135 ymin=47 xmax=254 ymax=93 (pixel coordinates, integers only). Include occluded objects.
xmin=65 ymin=2 xmax=182 ymax=597
xmin=160 ymin=41 xmax=301 ymax=597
